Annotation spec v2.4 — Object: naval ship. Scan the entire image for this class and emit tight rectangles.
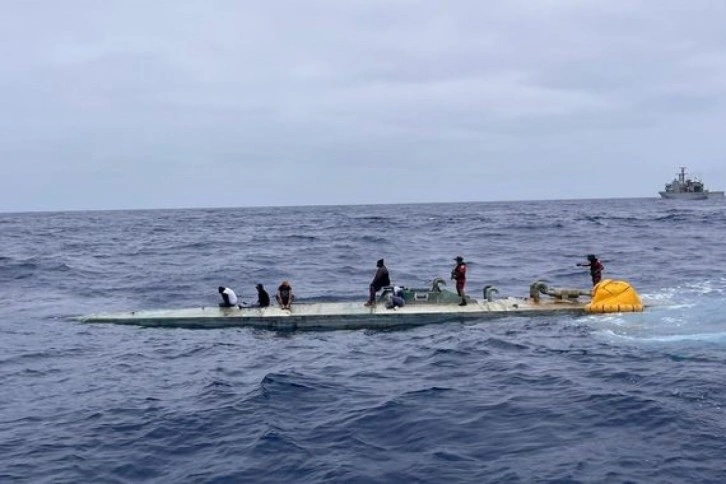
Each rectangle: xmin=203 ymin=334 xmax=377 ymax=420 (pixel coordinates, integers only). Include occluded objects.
xmin=659 ymin=167 xmax=724 ymax=200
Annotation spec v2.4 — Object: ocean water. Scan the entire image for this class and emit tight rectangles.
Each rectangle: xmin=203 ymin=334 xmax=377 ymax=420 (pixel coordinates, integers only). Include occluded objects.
xmin=1 ymin=199 xmax=725 ymax=483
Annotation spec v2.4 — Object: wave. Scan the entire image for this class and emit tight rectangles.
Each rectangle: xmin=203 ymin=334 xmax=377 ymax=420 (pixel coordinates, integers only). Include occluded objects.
xmin=349 ymin=215 xmax=393 ymax=222
xmin=482 ymin=337 xmax=530 ymax=351
xmin=656 ymin=212 xmax=726 ymax=223
xmin=358 ymin=235 xmax=388 ymax=244
xmin=258 ymin=372 xmax=333 ymax=401
xmin=0 ymin=256 xmax=79 ymax=282
xmin=608 ymin=331 xmax=726 ymax=344
xmin=249 ymin=234 xmax=320 ymax=244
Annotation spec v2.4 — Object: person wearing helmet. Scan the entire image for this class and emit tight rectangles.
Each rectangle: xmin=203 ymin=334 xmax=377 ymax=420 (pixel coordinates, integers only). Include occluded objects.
xmin=451 ymin=256 xmax=468 ymax=306
xmin=276 ymin=280 xmax=295 ymax=309
xmin=577 ymin=255 xmax=604 ymax=285
xmin=218 ymin=286 xmax=238 ymax=307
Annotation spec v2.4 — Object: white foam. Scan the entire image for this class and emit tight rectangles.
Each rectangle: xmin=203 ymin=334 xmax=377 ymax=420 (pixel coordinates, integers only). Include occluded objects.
xmin=634 ymin=332 xmax=726 ymax=343
xmin=642 ymin=279 xmax=726 ymax=302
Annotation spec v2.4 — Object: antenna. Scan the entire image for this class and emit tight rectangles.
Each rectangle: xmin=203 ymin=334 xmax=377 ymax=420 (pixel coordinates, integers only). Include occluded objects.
xmin=678 ymin=166 xmax=687 ymax=183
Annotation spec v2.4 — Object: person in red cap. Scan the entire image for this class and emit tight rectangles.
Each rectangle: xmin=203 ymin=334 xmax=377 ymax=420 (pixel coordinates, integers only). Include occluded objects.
xmin=451 ymin=256 xmax=467 ymax=306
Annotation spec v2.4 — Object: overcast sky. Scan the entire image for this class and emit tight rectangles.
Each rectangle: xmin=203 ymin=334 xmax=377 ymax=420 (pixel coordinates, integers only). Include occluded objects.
xmin=1 ymin=0 xmax=725 ymax=212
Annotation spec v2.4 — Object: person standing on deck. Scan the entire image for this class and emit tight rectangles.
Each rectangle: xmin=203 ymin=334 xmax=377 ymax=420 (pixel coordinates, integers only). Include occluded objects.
xmin=365 ymin=259 xmax=391 ymax=307
xmin=451 ymin=256 xmax=467 ymax=306
xmin=577 ymin=254 xmax=604 ymax=286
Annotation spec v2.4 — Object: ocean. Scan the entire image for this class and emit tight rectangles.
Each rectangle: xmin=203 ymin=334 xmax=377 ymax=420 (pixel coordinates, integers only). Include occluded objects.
xmin=1 ymin=199 xmax=725 ymax=483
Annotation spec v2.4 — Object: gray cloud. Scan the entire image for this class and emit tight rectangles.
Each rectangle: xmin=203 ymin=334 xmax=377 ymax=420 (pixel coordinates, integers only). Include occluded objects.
xmin=1 ymin=0 xmax=725 ymax=211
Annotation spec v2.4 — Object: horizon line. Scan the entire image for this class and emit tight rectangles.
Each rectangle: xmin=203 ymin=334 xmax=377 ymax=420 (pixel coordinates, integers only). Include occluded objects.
xmin=0 ymin=196 xmax=669 ymax=216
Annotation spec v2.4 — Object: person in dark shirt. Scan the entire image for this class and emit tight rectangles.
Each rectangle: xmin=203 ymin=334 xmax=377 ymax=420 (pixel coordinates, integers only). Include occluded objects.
xmin=256 ymin=284 xmax=270 ymax=308
xmin=577 ymin=254 xmax=604 ymax=286
xmin=276 ymin=280 xmax=294 ymax=309
xmin=365 ymin=258 xmax=391 ymax=307
xmin=451 ymin=256 xmax=468 ymax=306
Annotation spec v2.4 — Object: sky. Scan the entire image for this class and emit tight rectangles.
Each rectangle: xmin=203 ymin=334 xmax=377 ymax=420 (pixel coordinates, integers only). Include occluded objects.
xmin=1 ymin=0 xmax=725 ymax=212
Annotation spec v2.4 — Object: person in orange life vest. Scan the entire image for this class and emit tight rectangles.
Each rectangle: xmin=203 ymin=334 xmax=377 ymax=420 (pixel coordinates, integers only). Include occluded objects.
xmin=451 ymin=256 xmax=467 ymax=306
xmin=577 ymin=254 xmax=604 ymax=286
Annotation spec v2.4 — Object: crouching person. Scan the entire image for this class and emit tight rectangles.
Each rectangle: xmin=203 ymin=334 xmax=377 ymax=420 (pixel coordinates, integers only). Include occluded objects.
xmin=276 ymin=280 xmax=295 ymax=310
xmin=385 ymin=286 xmax=405 ymax=310
xmin=218 ymin=286 xmax=238 ymax=308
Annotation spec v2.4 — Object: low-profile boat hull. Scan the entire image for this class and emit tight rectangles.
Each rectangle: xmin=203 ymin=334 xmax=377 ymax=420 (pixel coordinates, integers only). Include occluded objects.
xmin=79 ymin=298 xmax=588 ymax=330
xmin=78 ymin=279 xmax=643 ymax=331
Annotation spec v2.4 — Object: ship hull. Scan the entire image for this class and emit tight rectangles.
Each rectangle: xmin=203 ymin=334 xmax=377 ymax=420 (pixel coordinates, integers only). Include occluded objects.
xmin=659 ymin=191 xmax=724 ymax=200
xmin=78 ymin=299 xmax=589 ymax=330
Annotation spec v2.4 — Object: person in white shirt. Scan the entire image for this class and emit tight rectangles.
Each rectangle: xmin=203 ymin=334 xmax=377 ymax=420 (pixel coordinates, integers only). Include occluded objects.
xmin=218 ymin=286 xmax=238 ymax=308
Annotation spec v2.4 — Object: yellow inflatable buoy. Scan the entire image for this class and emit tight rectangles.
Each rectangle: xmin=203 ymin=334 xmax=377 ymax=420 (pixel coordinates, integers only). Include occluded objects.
xmin=585 ymin=279 xmax=644 ymax=313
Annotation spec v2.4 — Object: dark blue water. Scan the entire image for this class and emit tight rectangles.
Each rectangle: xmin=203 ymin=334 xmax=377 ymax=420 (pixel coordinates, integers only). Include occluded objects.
xmin=2 ymin=199 xmax=725 ymax=482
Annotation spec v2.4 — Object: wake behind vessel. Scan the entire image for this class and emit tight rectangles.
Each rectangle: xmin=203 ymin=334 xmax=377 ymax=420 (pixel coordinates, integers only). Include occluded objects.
xmin=659 ymin=167 xmax=724 ymax=200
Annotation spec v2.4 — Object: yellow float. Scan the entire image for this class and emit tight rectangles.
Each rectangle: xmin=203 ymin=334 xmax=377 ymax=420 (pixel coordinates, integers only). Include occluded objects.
xmin=585 ymin=279 xmax=644 ymax=313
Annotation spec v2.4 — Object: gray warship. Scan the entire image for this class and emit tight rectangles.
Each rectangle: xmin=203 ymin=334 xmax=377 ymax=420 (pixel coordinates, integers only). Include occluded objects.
xmin=659 ymin=167 xmax=724 ymax=200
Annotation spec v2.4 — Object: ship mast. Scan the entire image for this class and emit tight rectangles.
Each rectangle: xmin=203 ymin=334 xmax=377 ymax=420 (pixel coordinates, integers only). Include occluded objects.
xmin=679 ymin=166 xmax=687 ymax=183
